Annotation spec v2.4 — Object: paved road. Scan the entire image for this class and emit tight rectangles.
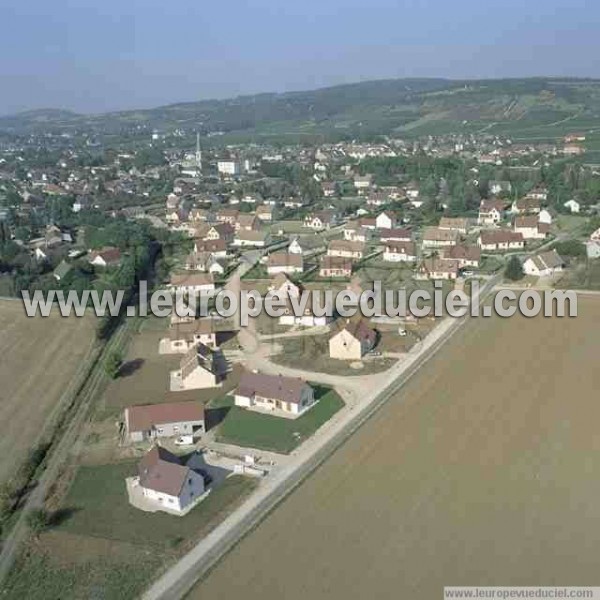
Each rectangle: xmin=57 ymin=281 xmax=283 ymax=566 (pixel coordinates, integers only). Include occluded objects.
xmin=141 ymin=275 xmax=500 ymax=600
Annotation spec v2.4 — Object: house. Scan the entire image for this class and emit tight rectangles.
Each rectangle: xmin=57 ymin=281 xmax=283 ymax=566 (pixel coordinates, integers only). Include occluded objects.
xmin=267 ymin=252 xmax=303 ymax=275
xmin=563 ymin=199 xmax=581 ymax=214
xmin=170 ymin=343 xmax=222 ymax=391
xmin=217 ymin=160 xmax=241 ymax=176
xmin=193 ymin=239 xmax=228 ymax=258
xmin=162 ymin=319 xmax=224 ymax=353
xmin=329 ymin=318 xmax=377 ymax=361
xmin=421 ymin=227 xmax=459 ymax=249
xmin=327 ymin=240 xmax=365 ymax=260
xmin=354 ymin=174 xmax=372 ymax=192
xmin=590 ymin=227 xmax=600 ymax=242
xmin=405 ymin=182 xmax=420 ymax=199
xmin=124 ymin=401 xmax=205 ymax=443
xmin=343 ymin=221 xmax=368 ymax=243
xmin=288 ymin=237 xmax=303 ymax=255
xmin=379 ymin=228 xmax=412 ymax=243
xmin=383 ymin=242 xmax=417 ymax=262
xmin=367 ymin=192 xmax=389 ymax=208
xmin=215 ymin=208 xmax=239 ymax=225
xmin=131 ymin=446 xmax=205 ymax=514
xmin=169 ymin=272 xmax=215 ymax=295
xmin=53 ymin=260 xmax=72 ymax=281
xmin=585 ymin=240 xmax=600 ymax=259
xmin=478 ymin=199 xmax=507 ymax=225
xmin=478 ymin=230 xmax=525 ymax=252
xmin=166 ymin=208 xmax=189 ymax=225
xmin=188 ymin=207 xmax=209 ymax=222
xmin=236 ymin=214 xmax=259 ymax=232
xmin=232 ymin=230 xmax=271 ymax=247
xmin=511 ymin=197 xmax=541 ymax=214
xmin=184 ymin=251 xmax=221 ymax=272
xmin=89 ymin=246 xmax=122 ymax=267
xmin=489 ymin=180 xmax=512 ymax=195
xmin=439 ymin=217 xmax=470 ymax=235
xmin=415 ymin=258 xmax=459 ymax=280
xmin=375 ymin=211 xmax=396 ymax=230
xmin=514 ymin=215 xmax=549 ymax=240
xmin=321 ymin=181 xmax=337 ymax=197
xmin=235 ymin=371 xmax=315 ymax=416
xmin=444 ymin=244 xmax=481 ymax=268
xmin=538 ymin=209 xmax=553 ymax=225
xmin=269 ymin=273 xmax=301 ymax=297
xmin=205 ymin=223 xmax=234 ymax=243
xmin=256 ymin=205 xmax=273 ymax=222
xmin=526 ymin=186 xmax=548 ymax=201
xmin=358 ymin=217 xmax=376 ymax=230
xmin=319 ymin=256 xmax=353 ymax=278
xmin=522 ymin=250 xmax=564 ymax=277
xmin=303 ymin=211 xmax=337 ymax=230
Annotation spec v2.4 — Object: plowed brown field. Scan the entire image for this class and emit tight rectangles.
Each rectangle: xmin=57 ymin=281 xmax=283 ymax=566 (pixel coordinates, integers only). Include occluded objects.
xmin=189 ymin=296 xmax=600 ymax=599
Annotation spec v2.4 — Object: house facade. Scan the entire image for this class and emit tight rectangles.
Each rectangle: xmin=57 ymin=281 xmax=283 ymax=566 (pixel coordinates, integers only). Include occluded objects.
xmin=235 ymin=371 xmax=315 ymax=416
xmin=132 ymin=446 xmax=205 ymax=514
xmin=329 ymin=319 xmax=377 ymax=361
xmin=383 ymin=242 xmax=417 ymax=262
xmin=124 ymin=402 xmax=205 ymax=443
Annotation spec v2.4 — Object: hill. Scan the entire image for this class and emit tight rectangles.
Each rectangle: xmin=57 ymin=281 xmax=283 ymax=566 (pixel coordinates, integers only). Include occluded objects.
xmin=3 ymin=77 xmax=600 ymax=143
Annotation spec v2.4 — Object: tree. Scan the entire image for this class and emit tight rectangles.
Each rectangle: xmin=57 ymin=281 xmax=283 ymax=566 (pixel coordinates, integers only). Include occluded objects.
xmin=505 ymin=256 xmax=524 ymax=281
xmin=104 ymin=349 xmax=123 ymax=379
xmin=26 ymin=508 xmax=49 ymax=535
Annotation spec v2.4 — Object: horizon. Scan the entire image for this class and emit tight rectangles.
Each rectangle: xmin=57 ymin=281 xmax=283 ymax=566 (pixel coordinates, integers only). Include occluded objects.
xmin=3 ymin=74 xmax=600 ymax=119
xmin=1 ymin=0 xmax=599 ymax=115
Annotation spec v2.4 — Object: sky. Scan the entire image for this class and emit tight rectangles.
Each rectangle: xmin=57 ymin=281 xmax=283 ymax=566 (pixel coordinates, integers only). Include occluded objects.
xmin=0 ymin=0 xmax=599 ymax=115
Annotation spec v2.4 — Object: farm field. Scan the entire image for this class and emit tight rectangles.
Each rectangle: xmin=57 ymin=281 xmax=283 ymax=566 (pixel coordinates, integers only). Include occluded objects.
xmin=0 ymin=299 xmax=96 ymax=484
xmin=189 ymin=296 xmax=600 ymax=600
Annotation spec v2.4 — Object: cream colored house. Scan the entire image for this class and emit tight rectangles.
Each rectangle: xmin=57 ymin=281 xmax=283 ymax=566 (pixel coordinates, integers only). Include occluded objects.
xmin=234 ymin=371 xmax=315 ymax=416
xmin=170 ymin=344 xmax=222 ymax=391
xmin=329 ymin=319 xmax=377 ymax=361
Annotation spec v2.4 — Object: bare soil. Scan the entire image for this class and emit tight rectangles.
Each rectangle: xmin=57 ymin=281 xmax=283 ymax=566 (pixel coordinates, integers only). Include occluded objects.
xmin=190 ymin=297 xmax=600 ymax=600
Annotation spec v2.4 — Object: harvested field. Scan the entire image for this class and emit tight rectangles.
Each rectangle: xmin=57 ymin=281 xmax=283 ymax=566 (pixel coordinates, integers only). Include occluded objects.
xmin=190 ymin=296 xmax=600 ymax=600
xmin=0 ymin=300 xmax=95 ymax=484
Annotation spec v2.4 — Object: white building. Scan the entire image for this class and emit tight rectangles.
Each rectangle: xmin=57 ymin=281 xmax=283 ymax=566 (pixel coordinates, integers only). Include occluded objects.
xmin=522 ymin=250 xmax=564 ymax=277
xmin=217 ymin=160 xmax=241 ymax=176
xmin=131 ymin=446 xmax=205 ymax=514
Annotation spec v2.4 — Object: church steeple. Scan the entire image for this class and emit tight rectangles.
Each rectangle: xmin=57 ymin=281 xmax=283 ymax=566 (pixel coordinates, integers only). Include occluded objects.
xmin=195 ymin=132 xmax=202 ymax=173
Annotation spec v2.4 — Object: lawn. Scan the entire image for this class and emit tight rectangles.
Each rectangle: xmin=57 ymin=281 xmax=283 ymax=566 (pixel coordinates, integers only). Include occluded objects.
xmin=56 ymin=462 xmax=258 ymax=548
xmin=212 ymin=386 xmax=345 ymax=453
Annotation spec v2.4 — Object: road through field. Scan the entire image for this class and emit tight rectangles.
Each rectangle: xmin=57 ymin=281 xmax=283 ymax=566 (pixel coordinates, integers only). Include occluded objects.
xmin=188 ymin=297 xmax=600 ymax=600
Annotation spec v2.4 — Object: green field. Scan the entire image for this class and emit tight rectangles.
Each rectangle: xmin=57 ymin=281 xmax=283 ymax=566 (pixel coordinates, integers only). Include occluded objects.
xmin=212 ymin=387 xmax=344 ymax=453
xmin=56 ymin=463 xmax=257 ymax=548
